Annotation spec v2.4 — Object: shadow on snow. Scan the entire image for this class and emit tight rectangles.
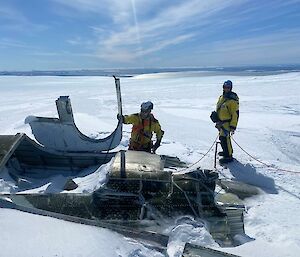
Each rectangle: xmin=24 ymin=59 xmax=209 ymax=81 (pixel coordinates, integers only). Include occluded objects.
xmin=225 ymin=159 xmax=278 ymax=194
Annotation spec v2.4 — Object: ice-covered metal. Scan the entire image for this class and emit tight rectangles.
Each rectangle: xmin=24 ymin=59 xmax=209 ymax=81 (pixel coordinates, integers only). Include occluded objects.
xmin=25 ymin=77 xmax=123 ymax=152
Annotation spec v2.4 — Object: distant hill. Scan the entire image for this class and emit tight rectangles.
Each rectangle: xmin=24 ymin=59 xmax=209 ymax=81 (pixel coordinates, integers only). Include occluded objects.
xmin=1 ymin=65 xmax=300 ymax=76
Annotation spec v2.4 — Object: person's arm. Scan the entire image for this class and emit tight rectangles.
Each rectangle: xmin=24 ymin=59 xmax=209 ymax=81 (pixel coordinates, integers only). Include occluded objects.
xmin=229 ymin=99 xmax=239 ymax=132
xmin=123 ymin=114 xmax=139 ymax=124
xmin=152 ymin=122 xmax=164 ymax=153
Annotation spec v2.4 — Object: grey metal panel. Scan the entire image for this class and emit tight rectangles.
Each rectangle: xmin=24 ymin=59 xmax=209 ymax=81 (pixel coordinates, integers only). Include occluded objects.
xmin=0 ymin=196 xmax=168 ymax=250
xmin=1 ymin=133 xmax=115 ymax=176
xmin=26 ymin=77 xmax=123 ymax=152
xmin=112 ymin=150 xmax=165 ymax=173
xmin=0 ymin=133 xmax=24 ymax=172
xmin=27 ymin=114 xmax=123 ymax=152
xmin=14 ymin=135 xmax=115 ymax=170
xmin=183 ymin=243 xmax=241 ymax=257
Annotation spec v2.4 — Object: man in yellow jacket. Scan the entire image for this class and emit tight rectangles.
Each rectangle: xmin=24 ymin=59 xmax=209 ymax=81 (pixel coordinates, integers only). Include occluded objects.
xmin=119 ymin=101 xmax=164 ymax=153
xmin=214 ymin=80 xmax=239 ymax=164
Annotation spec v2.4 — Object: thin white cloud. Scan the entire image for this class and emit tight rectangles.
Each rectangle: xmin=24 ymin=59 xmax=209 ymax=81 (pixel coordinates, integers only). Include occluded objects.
xmin=52 ymin=0 xmax=139 ymax=24
xmin=192 ymin=29 xmax=300 ymax=66
xmin=51 ymin=0 xmax=106 ymax=13
xmin=137 ymin=34 xmax=195 ymax=56
xmin=67 ymin=37 xmax=94 ymax=48
xmin=96 ymin=33 xmax=195 ymax=62
xmin=56 ymin=0 xmax=246 ymax=62
xmin=91 ymin=0 xmax=242 ymax=62
xmin=52 ymin=0 xmax=162 ymax=22
xmin=0 ymin=5 xmax=27 ymax=22
xmin=0 ymin=5 xmax=48 ymax=33
xmin=3 ymin=0 xmax=298 ymax=67
xmin=0 ymin=38 xmax=32 ymax=49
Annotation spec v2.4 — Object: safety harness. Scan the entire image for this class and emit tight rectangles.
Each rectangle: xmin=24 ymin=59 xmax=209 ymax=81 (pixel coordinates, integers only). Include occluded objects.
xmin=216 ymin=98 xmax=232 ymax=136
xmin=129 ymin=116 xmax=153 ymax=152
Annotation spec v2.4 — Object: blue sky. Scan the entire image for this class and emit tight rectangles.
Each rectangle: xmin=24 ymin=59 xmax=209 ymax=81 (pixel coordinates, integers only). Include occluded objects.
xmin=1 ymin=0 xmax=300 ymax=70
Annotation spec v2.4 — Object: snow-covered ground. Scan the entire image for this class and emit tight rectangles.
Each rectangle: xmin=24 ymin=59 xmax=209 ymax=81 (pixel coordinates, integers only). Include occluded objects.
xmin=0 ymin=72 xmax=299 ymax=257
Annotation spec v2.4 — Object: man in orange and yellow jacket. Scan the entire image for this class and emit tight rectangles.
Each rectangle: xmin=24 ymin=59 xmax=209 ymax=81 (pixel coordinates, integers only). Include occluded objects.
xmin=119 ymin=101 xmax=164 ymax=153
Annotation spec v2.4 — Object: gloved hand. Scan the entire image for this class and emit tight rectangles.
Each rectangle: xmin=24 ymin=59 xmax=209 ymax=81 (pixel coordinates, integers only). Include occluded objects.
xmin=230 ymin=126 xmax=235 ymax=136
xmin=117 ymin=114 xmax=124 ymax=122
xmin=151 ymin=141 xmax=160 ymax=154
xmin=215 ymin=122 xmax=222 ymax=130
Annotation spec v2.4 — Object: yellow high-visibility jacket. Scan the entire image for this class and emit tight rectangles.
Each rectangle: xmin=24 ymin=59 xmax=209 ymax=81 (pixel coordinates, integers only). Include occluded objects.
xmin=216 ymin=92 xmax=239 ymax=130
xmin=123 ymin=113 xmax=164 ymax=147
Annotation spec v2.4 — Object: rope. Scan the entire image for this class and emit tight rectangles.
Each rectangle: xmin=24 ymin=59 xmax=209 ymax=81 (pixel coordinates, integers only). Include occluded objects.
xmin=177 ymin=175 xmax=223 ymax=199
xmin=178 ymin=135 xmax=219 ymax=172
xmin=172 ymin=181 xmax=199 ymax=218
xmin=176 ymin=133 xmax=299 ymax=175
xmin=231 ymin=137 xmax=299 ymax=174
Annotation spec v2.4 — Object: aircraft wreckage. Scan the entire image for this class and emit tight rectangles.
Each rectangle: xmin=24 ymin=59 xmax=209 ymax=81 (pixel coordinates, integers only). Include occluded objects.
xmin=0 ymin=77 xmax=256 ymax=256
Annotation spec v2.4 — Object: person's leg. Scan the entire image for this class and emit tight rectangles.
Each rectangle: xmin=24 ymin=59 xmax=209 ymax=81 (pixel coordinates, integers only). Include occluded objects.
xmin=219 ymin=136 xmax=230 ymax=157
xmin=219 ymin=135 xmax=233 ymax=164
xmin=141 ymin=142 xmax=152 ymax=153
xmin=129 ymin=141 xmax=141 ymax=150
xmin=226 ymin=135 xmax=233 ymax=157
xmin=219 ymin=122 xmax=233 ymax=158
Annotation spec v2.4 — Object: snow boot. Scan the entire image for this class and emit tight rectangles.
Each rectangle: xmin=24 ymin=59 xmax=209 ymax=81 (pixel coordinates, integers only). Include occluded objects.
xmin=219 ymin=157 xmax=233 ymax=165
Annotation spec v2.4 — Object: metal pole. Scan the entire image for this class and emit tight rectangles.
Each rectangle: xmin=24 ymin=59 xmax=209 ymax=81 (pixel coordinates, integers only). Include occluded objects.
xmin=214 ymin=141 xmax=220 ymax=169
xmin=113 ymin=75 xmax=123 ymax=116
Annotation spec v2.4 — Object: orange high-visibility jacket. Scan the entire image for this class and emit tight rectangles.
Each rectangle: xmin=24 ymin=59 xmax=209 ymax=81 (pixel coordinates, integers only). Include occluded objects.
xmin=123 ymin=113 xmax=164 ymax=147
